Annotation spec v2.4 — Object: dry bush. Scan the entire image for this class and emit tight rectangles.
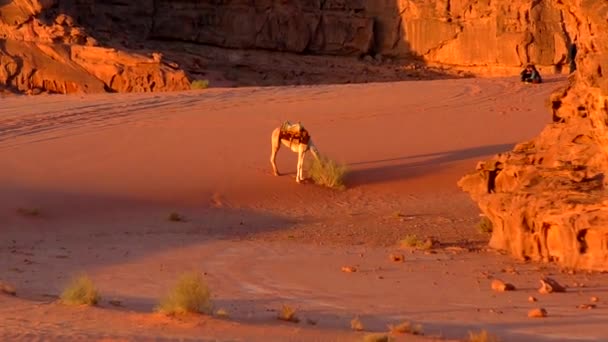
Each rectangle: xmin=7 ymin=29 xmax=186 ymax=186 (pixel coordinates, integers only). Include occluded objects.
xmin=467 ymin=330 xmax=501 ymax=342
xmin=215 ymin=308 xmax=229 ymax=318
xmin=351 ymin=316 xmax=364 ymax=331
xmin=157 ymin=272 xmax=212 ymax=315
xmin=477 ymin=216 xmax=493 ymax=234
xmin=190 ymin=79 xmax=209 ymax=90
xmin=168 ymin=212 xmax=185 ymax=222
xmin=388 ymin=320 xmax=423 ymax=335
xmin=60 ymin=274 xmax=100 ymax=306
xmin=277 ymin=304 xmax=299 ymax=323
xmin=309 ymin=156 xmax=347 ymax=190
xmin=362 ymin=333 xmax=394 ymax=342
xmin=399 ymin=234 xmax=435 ymax=250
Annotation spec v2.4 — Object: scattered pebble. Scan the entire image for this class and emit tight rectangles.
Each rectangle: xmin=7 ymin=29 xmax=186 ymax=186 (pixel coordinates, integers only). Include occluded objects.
xmin=528 ymin=296 xmax=537 ymax=302
xmin=491 ymin=279 xmax=516 ymax=292
xmin=528 ymin=308 xmax=548 ymax=318
xmin=539 ymin=277 xmax=566 ymax=294
xmin=390 ymin=253 xmax=405 ymax=262
xmin=577 ymin=304 xmax=596 ymax=310
xmin=0 ymin=281 xmax=16 ymax=296
xmin=341 ymin=266 xmax=357 ymax=273
xmin=591 ymin=296 xmax=599 ymax=303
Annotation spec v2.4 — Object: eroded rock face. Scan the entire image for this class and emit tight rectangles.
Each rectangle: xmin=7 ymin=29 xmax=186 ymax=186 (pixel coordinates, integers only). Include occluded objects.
xmin=57 ymin=0 xmax=575 ymax=69
xmin=459 ymin=1 xmax=608 ymax=271
xmin=0 ymin=0 xmax=190 ymax=94
xmin=0 ymin=0 xmax=589 ymax=93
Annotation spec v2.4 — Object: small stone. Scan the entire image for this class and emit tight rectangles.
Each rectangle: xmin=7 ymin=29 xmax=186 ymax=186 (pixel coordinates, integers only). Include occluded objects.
xmin=390 ymin=253 xmax=405 ymax=262
xmin=85 ymin=36 xmax=98 ymax=46
xmin=577 ymin=304 xmax=596 ymax=310
xmin=539 ymin=277 xmax=566 ymax=294
xmin=152 ymin=52 xmax=163 ymax=63
xmin=528 ymin=296 xmax=537 ymax=302
xmin=501 ymin=266 xmax=518 ymax=274
xmin=341 ymin=266 xmax=357 ymax=273
xmin=491 ymin=279 xmax=516 ymax=292
xmin=0 ymin=281 xmax=16 ymax=296
xmin=528 ymin=308 xmax=548 ymax=318
xmin=591 ymin=296 xmax=599 ymax=302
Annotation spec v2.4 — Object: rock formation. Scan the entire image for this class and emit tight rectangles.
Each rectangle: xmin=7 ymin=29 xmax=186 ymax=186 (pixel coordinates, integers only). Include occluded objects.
xmin=59 ymin=0 xmax=573 ymax=68
xmin=0 ymin=0 xmax=190 ymax=94
xmin=459 ymin=1 xmax=608 ymax=271
xmin=0 ymin=0 xmax=583 ymax=93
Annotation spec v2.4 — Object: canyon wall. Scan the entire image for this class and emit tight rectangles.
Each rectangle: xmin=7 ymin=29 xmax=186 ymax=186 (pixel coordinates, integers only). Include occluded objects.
xmin=459 ymin=0 xmax=608 ymax=271
xmin=59 ymin=0 xmax=574 ymax=67
xmin=0 ymin=0 xmax=581 ymax=93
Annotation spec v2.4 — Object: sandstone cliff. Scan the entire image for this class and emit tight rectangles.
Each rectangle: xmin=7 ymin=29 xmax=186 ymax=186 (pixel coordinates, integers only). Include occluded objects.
xmin=58 ymin=0 xmax=575 ymax=68
xmin=0 ymin=0 xmax=190 ymax=94
xmin=459 ymin=1 xmax=608 ymax=271
xmin=0 ymin=0 xmax=581 ymax=93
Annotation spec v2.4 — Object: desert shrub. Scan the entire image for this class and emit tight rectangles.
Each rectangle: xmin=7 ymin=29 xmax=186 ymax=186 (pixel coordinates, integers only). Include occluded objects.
xmin=60 ymin=274 xmax=100 ymax=306
xmin=399 ymin=234 xmax=435 ymax=250
xmin=168 ymin=212 xmax=185 ymax=222
xmin=362 ymin=334 xmax=393 ymax=342
xmin=157 ymin=272 xmax=212 ymax=315
xmin=467 ymin=330 xmax=501 ymax=342
xmin=351 ymin=316 xmax=364 ymax=331
xmin=309 ymin=156 xmax=347 ymax=190
xmin=215 ymin=308 xmax=229 ymax=318
xmin=190 ymin=79 xmax=209 ymax=90
xmin=277 ymin=304 xmax=299 ymax=323
xmin=477 ymin=216 xmax=493 ymax=234
xmin=388 ymin=320 xmax=423 ymax=335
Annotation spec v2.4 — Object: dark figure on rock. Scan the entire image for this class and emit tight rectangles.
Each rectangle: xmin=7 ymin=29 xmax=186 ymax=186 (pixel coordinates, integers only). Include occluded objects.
xmin=520 ymin=64 xmax=542 ymax=84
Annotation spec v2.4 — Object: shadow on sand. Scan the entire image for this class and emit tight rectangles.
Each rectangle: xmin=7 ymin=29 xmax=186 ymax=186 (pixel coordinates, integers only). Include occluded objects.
xmin=345 ymin=143 xmax=514 ymax=187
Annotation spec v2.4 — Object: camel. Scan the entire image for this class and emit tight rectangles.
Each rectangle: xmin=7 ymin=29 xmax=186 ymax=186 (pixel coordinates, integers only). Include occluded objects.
xmin=270 ymin=121 xmax=320 ymax=183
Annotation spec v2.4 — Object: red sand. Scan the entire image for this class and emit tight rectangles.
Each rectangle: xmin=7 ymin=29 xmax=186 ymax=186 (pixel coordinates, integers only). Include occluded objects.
xmin=2 ymin=76 xmax=607 ymax=341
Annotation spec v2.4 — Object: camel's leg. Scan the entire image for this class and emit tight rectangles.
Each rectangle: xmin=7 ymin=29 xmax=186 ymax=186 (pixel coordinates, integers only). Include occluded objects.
xmin=270 ymin=128 xmax=281 ymax=176
xmin=296 ymin=148 xmax=306 ymax=183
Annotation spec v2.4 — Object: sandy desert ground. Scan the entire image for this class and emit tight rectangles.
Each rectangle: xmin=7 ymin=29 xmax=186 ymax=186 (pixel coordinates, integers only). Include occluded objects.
xmin=1 ymin=75 xmax=608 ymax=342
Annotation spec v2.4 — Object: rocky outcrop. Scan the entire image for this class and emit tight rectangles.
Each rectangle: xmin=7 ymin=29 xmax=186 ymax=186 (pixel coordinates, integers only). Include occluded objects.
xmin=459 ymin=1 xmax=608 ymax=271
xmin=0 ymin=0 xmax=587 ymax=93
xmin=0 ymin=0 xmax=190 ymax=94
